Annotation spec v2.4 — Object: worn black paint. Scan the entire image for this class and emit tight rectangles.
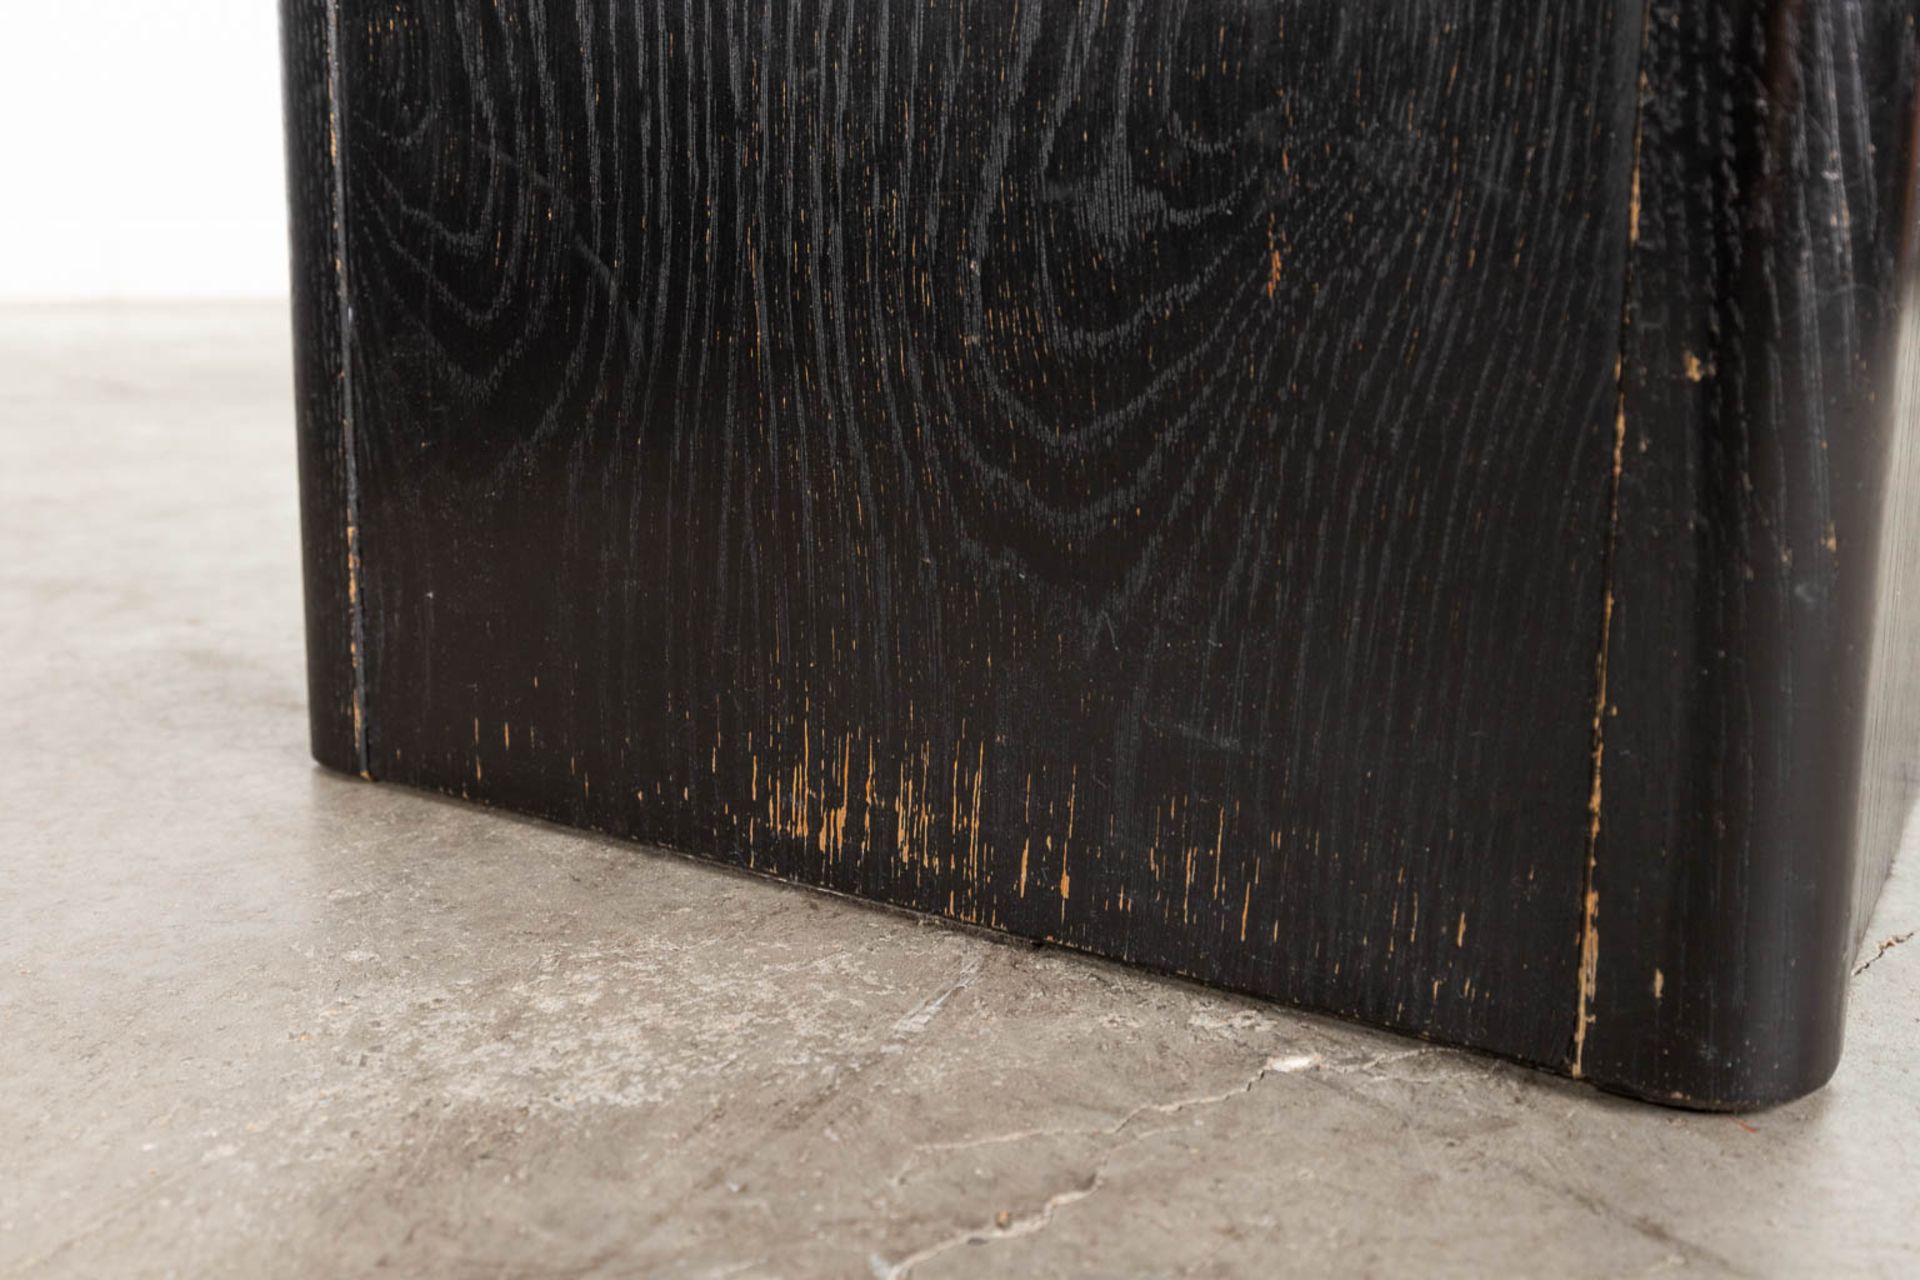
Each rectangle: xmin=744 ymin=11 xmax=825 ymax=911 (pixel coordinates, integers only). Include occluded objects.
xmin=283 ymin=0 xmax=361 ymax=778
xmin=281 ymin=0 xmax=1919 ymax=1108
xmin=1592 ymin=0 xmax=1920 ymax=1105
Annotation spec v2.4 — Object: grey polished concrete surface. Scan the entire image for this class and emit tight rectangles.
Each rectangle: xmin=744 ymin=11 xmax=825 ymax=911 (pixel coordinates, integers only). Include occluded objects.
xmin=1 ymin=304 xmax=1916 ymax=1279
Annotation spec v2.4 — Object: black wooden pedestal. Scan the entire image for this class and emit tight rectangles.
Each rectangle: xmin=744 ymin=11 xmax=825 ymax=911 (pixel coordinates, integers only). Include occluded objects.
xmin=281 ymin=0 xmax=1920 ymax=1108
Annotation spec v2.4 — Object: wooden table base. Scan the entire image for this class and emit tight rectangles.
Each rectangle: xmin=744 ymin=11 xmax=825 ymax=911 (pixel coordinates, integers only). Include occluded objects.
xmin=281 ymin=0 xmax=1920 ymax=1108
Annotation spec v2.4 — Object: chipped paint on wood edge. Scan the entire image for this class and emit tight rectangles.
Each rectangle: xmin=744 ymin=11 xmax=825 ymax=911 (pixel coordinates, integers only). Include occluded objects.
xmin=325 ymin=0 xmax=371 ymax=779
xmin=1574 ymin=24 xmax=1652 ymax=1077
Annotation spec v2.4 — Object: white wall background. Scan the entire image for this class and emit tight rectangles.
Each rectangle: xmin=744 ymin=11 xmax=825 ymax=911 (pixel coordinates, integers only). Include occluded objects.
xmin=0 ymin=2 xmax=290 ymax=301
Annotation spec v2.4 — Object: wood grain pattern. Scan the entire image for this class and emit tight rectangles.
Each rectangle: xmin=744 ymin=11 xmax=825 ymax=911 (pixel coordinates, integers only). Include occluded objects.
xmin=280 ymin=0 xmax=1919 ymax=1106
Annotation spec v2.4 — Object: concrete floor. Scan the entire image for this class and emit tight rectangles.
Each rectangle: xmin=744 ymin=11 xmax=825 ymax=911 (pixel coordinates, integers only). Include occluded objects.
xmin=1 ymin=303 xmax=1916 ymax=1279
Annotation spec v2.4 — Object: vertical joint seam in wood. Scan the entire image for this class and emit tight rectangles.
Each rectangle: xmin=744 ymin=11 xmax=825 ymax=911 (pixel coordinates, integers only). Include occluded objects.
xmin=325 ymin=0 xmax=371 ymax=780
xmin=1573 ymin=0 xmax=1654 ymax=1078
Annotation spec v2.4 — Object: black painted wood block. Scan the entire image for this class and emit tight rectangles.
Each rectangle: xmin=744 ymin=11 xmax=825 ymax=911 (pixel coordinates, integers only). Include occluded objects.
xmin=281 ymin=0 xmax=1920 ymax=1108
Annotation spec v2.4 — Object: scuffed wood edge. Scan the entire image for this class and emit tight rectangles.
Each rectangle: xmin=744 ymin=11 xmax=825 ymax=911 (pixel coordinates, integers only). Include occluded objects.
xmin=1572 ymin=5 xmax=1652 ymax=1081
xmin=280 ymin=0 xmax=369 ymax=777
